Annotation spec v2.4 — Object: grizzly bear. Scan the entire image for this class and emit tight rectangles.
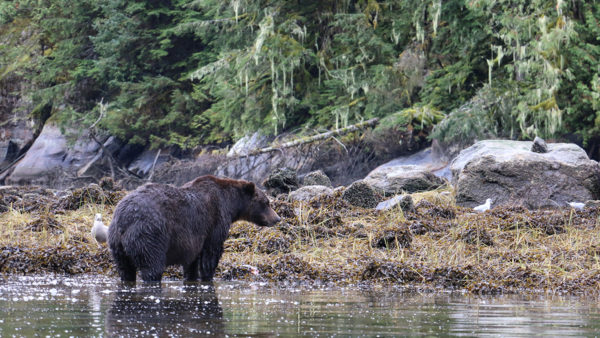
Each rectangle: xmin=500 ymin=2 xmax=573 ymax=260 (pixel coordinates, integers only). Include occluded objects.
xmin=108 ymin=175 xmax=280 ymax=283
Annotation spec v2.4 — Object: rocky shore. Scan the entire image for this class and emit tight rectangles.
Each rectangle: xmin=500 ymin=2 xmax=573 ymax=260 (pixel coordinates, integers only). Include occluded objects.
xmin=2 ymin=177 xmax=600 ymax=294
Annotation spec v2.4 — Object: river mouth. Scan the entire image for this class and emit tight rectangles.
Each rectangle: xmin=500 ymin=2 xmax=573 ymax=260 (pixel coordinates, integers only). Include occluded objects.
xmin=1 ymin=274 xmax=600 ymax=336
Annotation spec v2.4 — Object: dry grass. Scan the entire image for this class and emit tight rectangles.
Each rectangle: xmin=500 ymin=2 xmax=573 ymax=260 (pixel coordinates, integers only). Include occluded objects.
xmin=220 ymin=189 xmax=600 ymax=293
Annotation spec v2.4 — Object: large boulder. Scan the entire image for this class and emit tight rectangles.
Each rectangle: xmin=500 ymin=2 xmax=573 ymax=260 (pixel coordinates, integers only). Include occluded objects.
xmin=451 ymin=140 xmax=600 ymax=209
xmin=364 ymin=148 xmax=447 ymax=195
xmin=6 ymin=124 xmax=113 ymax=187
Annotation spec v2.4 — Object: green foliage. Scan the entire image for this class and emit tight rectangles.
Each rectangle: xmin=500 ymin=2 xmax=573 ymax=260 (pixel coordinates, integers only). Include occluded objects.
xmin=1 ymin=0 xmax=600 ymax=151
xmin=431 ymin=0 xmax=593 ymax=145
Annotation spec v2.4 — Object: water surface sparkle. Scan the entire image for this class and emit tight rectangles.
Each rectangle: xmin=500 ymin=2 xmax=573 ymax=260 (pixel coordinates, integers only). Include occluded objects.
xmin=0 ymin=275 xmax=599 ymax=336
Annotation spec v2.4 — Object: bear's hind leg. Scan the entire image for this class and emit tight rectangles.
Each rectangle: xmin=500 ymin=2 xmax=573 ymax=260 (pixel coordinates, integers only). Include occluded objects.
xmin=139 ymin=263 xmax=165 ymax=283
xmin=183 ymin=257 xmax=200 ymax=281
xmin=110 ymin=242 xmax=137 ymax=282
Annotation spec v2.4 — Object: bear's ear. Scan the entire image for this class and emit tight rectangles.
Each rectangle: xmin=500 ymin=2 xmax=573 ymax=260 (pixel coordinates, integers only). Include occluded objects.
xmin=243 ymin=181 xmax=255 ymax=195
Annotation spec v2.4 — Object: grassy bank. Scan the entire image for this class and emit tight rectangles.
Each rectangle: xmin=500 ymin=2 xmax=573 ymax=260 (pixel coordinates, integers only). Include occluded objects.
xmin=1 ymin=185 xmax=600 ymax=294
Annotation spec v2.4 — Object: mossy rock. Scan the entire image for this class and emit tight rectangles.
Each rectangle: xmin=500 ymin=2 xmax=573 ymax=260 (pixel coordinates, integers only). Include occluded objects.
xmin=342 ymin=181 xmax=380 ymax=209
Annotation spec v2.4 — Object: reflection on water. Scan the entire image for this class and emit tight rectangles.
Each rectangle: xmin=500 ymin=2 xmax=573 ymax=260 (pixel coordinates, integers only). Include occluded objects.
xmin=0 ymin=275 xmax=599 ymax=336
xmin=105 ymin=283 xmax=224 ymax=336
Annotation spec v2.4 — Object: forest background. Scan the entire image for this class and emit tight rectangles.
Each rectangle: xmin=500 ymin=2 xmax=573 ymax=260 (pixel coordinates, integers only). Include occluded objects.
xmin=1 ymin=0 xmax=599 ymax=158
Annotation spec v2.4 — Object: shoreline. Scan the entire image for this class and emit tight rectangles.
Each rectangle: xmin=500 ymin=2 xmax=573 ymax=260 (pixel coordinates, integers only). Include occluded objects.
xmin=1 ymin=185 xmax=600 ymax=295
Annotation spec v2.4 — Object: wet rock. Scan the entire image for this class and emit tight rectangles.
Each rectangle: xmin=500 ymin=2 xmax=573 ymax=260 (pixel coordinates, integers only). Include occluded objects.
xmin=263 ymin=167 xmax=299 ymax=195
xmin=289 ymin=185 xmax=333 ymax=203
xmin=376 ymin=194 xmax=415 ymax=212
xmin=342 ymin=181 xmax=380 ymax=208
xmin=531 ymin=136 xmax=549 ymax=153
xmin=451 ymin=140 xmax=600 ymax=209
xmin=302 ymin=170 xmax=332 ymax=187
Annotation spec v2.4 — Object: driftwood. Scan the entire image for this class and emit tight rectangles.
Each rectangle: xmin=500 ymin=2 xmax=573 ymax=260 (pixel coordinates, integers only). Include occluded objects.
xmin=250 ymin=118 xmax=379 ymax=155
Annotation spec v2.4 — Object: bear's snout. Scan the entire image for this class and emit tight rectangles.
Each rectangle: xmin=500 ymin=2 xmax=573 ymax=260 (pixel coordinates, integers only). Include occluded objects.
xmin=270 ymin=213 xmax=281 ymax=226
xmin=265 ymin=209 xmax=281 ymax=226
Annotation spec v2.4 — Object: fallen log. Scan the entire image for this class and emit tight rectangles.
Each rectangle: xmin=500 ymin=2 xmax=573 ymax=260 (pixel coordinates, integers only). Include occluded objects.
xmin=249 ymin=118 xmax=379 ymax=155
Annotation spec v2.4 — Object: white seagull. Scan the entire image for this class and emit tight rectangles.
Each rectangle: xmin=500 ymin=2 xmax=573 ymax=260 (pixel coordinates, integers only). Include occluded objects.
xmin=568 ymin=202 xmax=585 ymax=211
xmin=474 ymin=198 xmax=492 ymax=213
xmin=91 ymin=213 xmax=109 ymax=244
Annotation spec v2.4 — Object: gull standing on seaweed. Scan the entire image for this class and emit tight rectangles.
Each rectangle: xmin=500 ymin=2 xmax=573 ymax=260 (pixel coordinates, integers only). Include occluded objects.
xmin=91 ymin=213 xmax=109 ymax=244
xmin=474 ymin=198 xmax=492 ymax=213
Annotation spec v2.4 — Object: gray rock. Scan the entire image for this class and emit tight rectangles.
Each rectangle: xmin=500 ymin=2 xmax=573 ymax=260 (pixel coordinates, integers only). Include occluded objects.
xmin=342 ymin=181 xmax=380 ymax=208
xmin=531 ymin=137 xmax=548 ymax=153
xmin=451 ymin=140 xmax=600 ymax=209
xmin=364 ymin=162 xmax=446 ymax=195
xmin=302 ymin=170 xmax=332 ymax=187
xmin=289 ymin=185 xmax=333 ymax=202
xmin=263 ymin=167 xmax=299 ymax=195
xmin=375 ymin=194 xmax=415 ymax=212
xmin=227 ymin=132 xmax=270 ymax=157
xmin=7 ymin=124 xmax=104 ymax=186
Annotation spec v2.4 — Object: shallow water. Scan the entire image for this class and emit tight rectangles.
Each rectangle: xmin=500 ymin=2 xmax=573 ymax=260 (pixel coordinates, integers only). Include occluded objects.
xmin=0 ymin=275 xmax=599 ymax=337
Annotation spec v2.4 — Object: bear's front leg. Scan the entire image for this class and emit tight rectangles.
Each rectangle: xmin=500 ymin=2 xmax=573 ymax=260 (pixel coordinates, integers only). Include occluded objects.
xmin=183 ymin=257 xmax=200 ymax=281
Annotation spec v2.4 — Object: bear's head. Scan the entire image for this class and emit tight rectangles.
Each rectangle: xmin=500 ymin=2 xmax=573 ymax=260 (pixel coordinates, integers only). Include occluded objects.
xmin=239 ymin=182 xmax=281 ymax=227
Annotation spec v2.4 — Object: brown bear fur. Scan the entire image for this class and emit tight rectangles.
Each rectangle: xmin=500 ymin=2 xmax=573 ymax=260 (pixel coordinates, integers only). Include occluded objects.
xmin=108 ymin=175 xmax=280 ymax=283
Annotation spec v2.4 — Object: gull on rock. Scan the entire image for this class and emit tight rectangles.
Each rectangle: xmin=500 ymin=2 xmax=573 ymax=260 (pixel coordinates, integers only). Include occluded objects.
xmin=568 ymin=202 xmax=585 ymax=211
xmin=474 ymin=198 xmax=492 ymax=213
xmin=91 ymin=213 xmax=109 ymax=244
